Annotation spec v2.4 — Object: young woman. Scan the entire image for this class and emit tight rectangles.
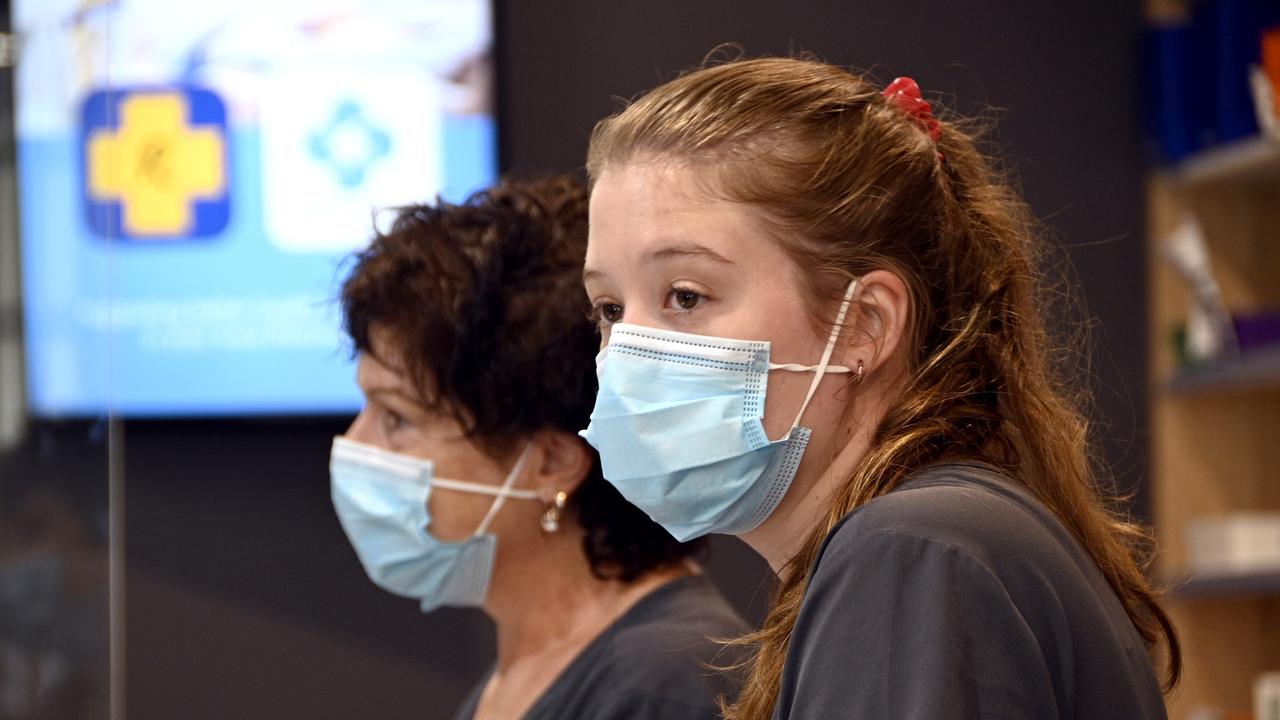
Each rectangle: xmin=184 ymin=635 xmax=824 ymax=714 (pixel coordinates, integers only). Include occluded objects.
xmin=579 ymin=58 xmax=1179 ymax=719
xmin=332 ymin=177 xmax=746 ymax=720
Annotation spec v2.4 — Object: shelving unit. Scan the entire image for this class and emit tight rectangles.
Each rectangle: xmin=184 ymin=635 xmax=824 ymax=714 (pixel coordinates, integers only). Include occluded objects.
xmin=1168 ymin=343 xmax=1280 ymax=395
xmin=1149 ymin=129 xmax=1280 ymax=717
xmin=1171 ymin=571 xmax=1280 ymax=601
xmin=1170 ymin=135 xmax=1280 ymax=189
xmin=1143 ymin=4 xmax=1280 ymax=707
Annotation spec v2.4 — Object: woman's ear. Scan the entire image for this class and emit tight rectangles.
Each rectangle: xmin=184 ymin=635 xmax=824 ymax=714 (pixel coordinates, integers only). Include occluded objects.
xmin=843 ymin=269 xmax=910 ymax=376
xmin=525 ymin=429 xmax=594 ymax=501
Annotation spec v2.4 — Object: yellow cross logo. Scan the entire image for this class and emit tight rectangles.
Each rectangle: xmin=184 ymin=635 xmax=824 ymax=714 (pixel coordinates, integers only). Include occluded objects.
xmin=87 ymin=93 xmax=226 ymax=237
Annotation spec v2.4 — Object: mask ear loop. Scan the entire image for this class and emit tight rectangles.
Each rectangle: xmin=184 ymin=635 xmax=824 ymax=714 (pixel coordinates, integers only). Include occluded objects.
xmin=472 ymin=442 xmax=535 ymax=537
xmin=789 ymin=278 xmax=861 ymax=429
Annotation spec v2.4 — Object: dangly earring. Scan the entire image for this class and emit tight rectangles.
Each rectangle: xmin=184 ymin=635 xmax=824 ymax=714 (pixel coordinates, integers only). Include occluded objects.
xmin=854 ymin=359 xmax=865 ymax=384
xmin=540 ymin=491 xmax=568 ymax=533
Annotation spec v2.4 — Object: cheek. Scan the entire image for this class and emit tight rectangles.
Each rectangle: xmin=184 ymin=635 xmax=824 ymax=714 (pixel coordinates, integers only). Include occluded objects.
xmin=482 ymin=497 xmax=545 ymax=553
xmin=701 ymin=258 xmax=814 ymax=340
xmin=422 ymin=443 xmax=507 ymax=542
xmin=753 ymin=305 xmax=841 ymax=438
xmin=760 ymin=371 xmax=810 ymax=438
xmin=426 ymin=491 xmax=496 ymax=542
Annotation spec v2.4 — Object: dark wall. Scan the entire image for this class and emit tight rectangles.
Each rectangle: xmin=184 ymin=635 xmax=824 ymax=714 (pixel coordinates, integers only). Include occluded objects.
xmin=4 ymin=2 xmax=1149 ymax=719
xmin=496 ymin=0 xmax=1150 ymax=498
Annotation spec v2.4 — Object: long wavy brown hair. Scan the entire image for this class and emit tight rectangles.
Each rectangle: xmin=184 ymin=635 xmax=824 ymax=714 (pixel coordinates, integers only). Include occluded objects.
xmin=586 ymin=56 xmax=1180 ymax=719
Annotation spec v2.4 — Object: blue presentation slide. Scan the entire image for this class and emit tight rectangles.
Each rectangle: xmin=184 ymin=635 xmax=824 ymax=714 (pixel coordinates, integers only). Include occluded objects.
xmin=14 ymin=0 xmax=497 ymax=416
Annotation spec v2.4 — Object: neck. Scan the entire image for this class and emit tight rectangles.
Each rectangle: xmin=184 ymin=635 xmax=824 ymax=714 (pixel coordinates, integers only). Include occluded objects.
xmin=484 ymin=528 xmax=690 ymax=672
xmin=741 ymin=376 xmax=896 ymax=577
xmin=743 ymin=428 xmax=871 ymax=576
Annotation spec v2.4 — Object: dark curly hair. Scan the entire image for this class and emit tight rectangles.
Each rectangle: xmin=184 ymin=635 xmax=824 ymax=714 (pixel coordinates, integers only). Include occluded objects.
xmin=339 ymin=176 xmax=703 ymax=581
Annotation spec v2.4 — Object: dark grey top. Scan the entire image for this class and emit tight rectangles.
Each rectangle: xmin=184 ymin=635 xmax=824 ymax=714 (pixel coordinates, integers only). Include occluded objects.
xmin=454 ymin=575 xmax=748 ymax=720
xmin=774 ymin=462 xmax=1167 ymax=720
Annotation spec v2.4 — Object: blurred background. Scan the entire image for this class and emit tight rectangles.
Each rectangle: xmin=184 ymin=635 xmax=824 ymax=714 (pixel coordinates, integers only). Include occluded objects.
xmin=0 ymin=1 xmax=1276 ymax=719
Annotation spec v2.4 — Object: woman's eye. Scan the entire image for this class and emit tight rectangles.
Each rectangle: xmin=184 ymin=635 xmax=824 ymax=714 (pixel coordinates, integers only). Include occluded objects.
xmin=592 ymin=303 xmax=624 ymax=326
xmin=382 ymin=409 xmax=408 ymax=433
xmin=667 ymin=287 xmax=705 ymax=312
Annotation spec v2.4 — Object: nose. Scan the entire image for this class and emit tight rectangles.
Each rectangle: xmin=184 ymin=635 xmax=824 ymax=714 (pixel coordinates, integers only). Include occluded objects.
xmin=614 ymin=306 xmax=665 ymax=332
xmin=344 ymin=407 xmax=375 ymax=444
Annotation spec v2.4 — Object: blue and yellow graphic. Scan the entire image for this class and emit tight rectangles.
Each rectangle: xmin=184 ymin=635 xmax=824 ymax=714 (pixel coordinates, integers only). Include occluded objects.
xmin=309 ymin=100 xmax=392 ymax=189
xmin=81 ymin=87 xmax=230 ymax=239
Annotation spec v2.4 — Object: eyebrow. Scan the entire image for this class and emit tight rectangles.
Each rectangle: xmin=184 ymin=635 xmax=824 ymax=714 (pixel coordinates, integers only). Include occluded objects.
xmin=649 ymin=243 xmax=734 ymax=265
xmin=583 ymin=242 xmax=734 ymax=284
xmin=363 ymin=386 xmax=427 ymax=412
xmin=581 ymin=240 xmax=732 ymax=285
xmin=356 ymin=361 xmax=413 ymax=400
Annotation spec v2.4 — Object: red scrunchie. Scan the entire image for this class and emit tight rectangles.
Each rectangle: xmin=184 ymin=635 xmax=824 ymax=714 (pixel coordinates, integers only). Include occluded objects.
xmin=881 ymin=76 xmax=942 ymax=141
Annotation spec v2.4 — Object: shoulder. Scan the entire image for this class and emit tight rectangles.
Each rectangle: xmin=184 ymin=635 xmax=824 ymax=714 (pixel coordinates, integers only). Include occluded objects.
xmin=526 ymin=577 xmax=746 ymax=720
xmin=583 ymin=576 xmax=749 ymax=712
xmin=605 ymin=575 xmax=749 ymax=672
xmin=816 ymin=462 xmax=1076 ymax=581
xmin=779 ymin=464 xmax=1168 ymax=720
xmin=776 ymin=468 xmax=1071 ymax=719
xmin=799 ymin=462 xmax=1108 ymax=651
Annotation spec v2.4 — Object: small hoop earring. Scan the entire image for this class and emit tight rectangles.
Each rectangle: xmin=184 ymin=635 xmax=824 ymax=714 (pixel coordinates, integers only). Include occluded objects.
xmin=854 ymin=360 xmax=865 ymax=384
xmin=540 ymin=491 xmax=568 ymax=534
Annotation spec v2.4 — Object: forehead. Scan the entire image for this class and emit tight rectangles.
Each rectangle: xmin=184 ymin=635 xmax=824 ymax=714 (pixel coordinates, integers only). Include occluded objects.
xmin=590 ymin=165 xmax=758 ymax=240
xmin=356 ymin=327 xmax=411 ymax=388
xmin=585 ymin=163 xmax=792 ymax=277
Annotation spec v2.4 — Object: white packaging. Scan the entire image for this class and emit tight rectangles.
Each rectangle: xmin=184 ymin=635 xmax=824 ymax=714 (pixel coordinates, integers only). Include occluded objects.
xmin=1186 ymin=706 xmax=1224 ymax=720
xmin=1186 ymin=514 xmax=1280 ymax=576
xmin=1250 ymin=65 xmax=1280 ymax=139
xmin=1258 ymin=673 xmax=1280 ymax=720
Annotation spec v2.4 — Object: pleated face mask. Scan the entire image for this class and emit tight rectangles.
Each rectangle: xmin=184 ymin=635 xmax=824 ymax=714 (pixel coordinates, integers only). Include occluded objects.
xmin=580 ymin=279 xmax=859 ymax=541
xmin=330 ymin=437 xmax=537 ymax=612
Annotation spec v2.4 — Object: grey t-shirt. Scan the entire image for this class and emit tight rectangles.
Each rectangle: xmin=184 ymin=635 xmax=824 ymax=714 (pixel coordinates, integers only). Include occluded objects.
xmin=454 ymin=575 xmax=748 ymax=720
xmin=774 ymin=462 xmax=1167 ymax=720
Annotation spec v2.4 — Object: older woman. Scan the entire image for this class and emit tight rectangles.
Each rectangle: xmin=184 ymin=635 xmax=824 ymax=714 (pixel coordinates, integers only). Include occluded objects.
xmin=331 ymin=177 xmax=746 ymax=720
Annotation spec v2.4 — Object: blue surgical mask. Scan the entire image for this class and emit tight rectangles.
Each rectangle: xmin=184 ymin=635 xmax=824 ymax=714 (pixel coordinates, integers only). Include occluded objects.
xmin=580 ymin=279 xmax=859 ymax=541
xmin=329 ymin=437 xmax=537 ymax=612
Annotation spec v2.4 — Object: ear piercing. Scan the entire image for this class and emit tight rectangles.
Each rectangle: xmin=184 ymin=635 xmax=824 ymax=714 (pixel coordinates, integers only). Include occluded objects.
xmin=541 ymin=491 xmax=568 ymax=533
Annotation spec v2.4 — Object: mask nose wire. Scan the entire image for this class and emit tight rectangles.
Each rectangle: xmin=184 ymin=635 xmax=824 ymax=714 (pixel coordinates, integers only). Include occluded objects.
xmin=788 ymin=278 xmax=861 ymax=430
xmin=473 ymin=442 xmax=536 ymax=537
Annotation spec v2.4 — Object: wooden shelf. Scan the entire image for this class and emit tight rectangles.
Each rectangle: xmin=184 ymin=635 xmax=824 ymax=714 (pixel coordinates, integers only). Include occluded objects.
xmin=1144 ymin=5 xmax=1280 ymax=717
xmin=1148 ymin=127 xmax=1280 ymax=718
xmin=1168 ymin=343 xmax=1280 ymax=395
xmin=1170 ymin=135 xmax=1280 ymax=189
xmin=1170 ymin=570 xmax=1280 ymax=600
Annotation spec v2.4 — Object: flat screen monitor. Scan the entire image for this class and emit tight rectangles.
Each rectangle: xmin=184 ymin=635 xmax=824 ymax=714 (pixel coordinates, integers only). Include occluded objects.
xmin=13 ymin=0 xmax=497 ymax=416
